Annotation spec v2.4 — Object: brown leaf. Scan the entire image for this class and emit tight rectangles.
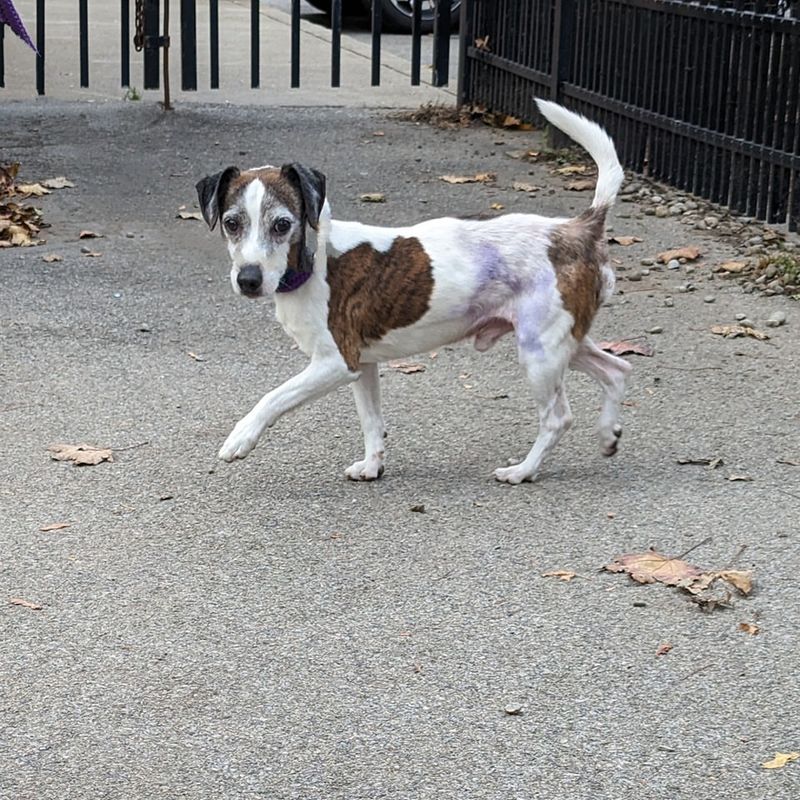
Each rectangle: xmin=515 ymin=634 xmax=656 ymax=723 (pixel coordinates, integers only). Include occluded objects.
xmin=82 ymin=250 xmax=102 ymax=258
xmin=718 ymin=260 xmax=748 ymax=273
xmin=598 ymin=340 xmax=655 ymax=357
xmin=566 ymin=179 xmax=597 ymax=192
xmin=710 ymin=324 xmax=769 ymax=341
xmin=656 ymin=246 xmax=702 ymax=263
xmin=655 ymin=643 xmax=673 ymax=656
xmin=187 ymin=351 xmax=205 ymax=362
xmin=474 ymin=35 xmax=491 ymax=51
xmin=388 ymin=359 xmax=426 ymax=374
xmin=738 ymin=622 xmax=759 ymax=635
xmin=677 ymin=457 xmax=724 ymax=468
xmin=542 ymin=570 xmax=577 ymax=582
xmin=42 ymin=176 xmax=75 ymax=189
xmin=762 ymin=752 xmax=799 ymax=770
xmin=78 ymin=230 xmax=103 ymax=239
xmin=10 ymin=597 xmax=43 ymax=610
xmin=42 ymin=253 xmax=62 ymax=263
xmin=605 ymin=549 xmax=704 ymax=586
xmin=717 ymin=570 xmax=753 ymax=595
xmin=489 ymin=202 xmax=505 ymax=211
xmin=727 ymin=473 xmax=753 ymax=482
xmin=359 ymin=193 xmax=386 ymax=203
xmin=177 ymin=210 xmax=203 ymax=221
xmin=609 ymin=235 xmax=642 ymax=246
xmin=439 ymin=173 xmax=496 ymax=185
xmin=48 ymin=443 xmax=113 ymax=466
xmin=511 ymin=180 xmax=538 ymax=193
xmin=39 ymin=522 xmax=71 ymax=532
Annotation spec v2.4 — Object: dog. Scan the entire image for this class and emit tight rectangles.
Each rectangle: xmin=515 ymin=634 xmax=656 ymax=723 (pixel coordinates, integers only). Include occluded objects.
xmin=195 ymin=100 xmax=631 ymax=484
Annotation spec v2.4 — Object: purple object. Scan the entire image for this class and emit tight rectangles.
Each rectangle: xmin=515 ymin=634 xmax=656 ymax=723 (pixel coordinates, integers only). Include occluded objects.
xmin=0 ymin=0 xmax=37 ymax=53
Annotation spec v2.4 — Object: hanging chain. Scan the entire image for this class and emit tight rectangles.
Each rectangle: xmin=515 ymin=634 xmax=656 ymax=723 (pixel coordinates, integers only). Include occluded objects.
xmin=133 ymin=0 xmax=145 ymax=52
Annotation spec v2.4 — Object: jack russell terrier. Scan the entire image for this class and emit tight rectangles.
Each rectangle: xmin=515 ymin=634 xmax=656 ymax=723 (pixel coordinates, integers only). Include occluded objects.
xmin=196 ymin=100 xmax=630 ymax=484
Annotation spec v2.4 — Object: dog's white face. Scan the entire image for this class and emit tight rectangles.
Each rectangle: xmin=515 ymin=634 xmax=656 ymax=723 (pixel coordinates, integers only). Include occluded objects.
xmin=196 ymin=163 xmax=326 ymax=298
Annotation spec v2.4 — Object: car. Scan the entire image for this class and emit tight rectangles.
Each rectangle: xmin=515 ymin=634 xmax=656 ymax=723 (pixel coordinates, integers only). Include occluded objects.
xmin=304 ymin=1 xmax=461 ymax=34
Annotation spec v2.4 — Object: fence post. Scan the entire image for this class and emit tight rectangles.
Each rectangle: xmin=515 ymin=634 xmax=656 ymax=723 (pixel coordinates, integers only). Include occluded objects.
xmin=143 ymin=0 xmax=160 ymax=89
xmin=456 ymin=0 xmax=473 ymax=107
xmin=180 ymin=0 xmax=197 ymax=91
xmin=550 ymin=0 xmax=575 ymax=104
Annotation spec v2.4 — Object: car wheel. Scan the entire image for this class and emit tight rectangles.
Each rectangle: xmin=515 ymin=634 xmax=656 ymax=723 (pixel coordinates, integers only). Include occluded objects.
xmin=371 ymin=1 xmax=461 ymax=34
xmin=305 ymin=1 xmax=365 ymax=15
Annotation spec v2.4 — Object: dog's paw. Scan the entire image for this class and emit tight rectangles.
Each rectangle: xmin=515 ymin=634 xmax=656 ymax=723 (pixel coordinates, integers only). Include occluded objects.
xmin=218 ymin=420 xmax=262 ymax=462
xmin=345 ymin=455 xmax=385 ymax=482
xmin=493 ymin=464 xmax=536 ymax=485
xmin=600 ymin=423 xmax=623 ymax=457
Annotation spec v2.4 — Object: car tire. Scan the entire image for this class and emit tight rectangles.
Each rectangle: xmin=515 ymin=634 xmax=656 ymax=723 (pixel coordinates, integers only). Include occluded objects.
xmin=371 ymin=1 xmax=461 ymax=34
xmin=305 ymin=1 xmax=365 ymax=15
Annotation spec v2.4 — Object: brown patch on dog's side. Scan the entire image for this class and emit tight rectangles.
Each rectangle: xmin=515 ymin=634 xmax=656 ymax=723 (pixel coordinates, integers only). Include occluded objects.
xmin=326 ymin=237 xmax=434 ymax=370
xmin=548 ymin=206 xmax=608 ymax=340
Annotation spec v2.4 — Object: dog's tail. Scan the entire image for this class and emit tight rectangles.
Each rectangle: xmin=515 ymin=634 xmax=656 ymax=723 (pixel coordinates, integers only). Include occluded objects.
xmin=535 ymin=99 xmax=624 ymax=211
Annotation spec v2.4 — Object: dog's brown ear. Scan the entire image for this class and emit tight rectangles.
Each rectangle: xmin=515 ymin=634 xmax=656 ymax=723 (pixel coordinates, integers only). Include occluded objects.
xmin=195 ymin=167 xmax=240 ymax=230
xmin=281 ymin=163 xmax=326 ymax=230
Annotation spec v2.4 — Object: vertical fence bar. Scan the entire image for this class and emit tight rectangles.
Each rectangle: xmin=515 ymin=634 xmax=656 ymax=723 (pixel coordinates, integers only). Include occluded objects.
xmin=456 ymin=0 xmax=472 ymax=104
xmin=210 ymin=0 xmax=219 ymax=88
xmin=143 ymin=0 xmax=160 ymax=89
xmin=411 ymin=0 xmax=422 ymax=86
xmin=550 ymin=0 xmax=575 ymax=105
xmin=0 ymin=24 xmax=5 ymax=88
xmin=181 ymin=0 xmax=197 ymax=90
xmin=432 ymin=0 xmax=450 ymax=86
xmin=291 ymin=0 xmax=300 ymax=88
xmin=79 ymin=0 xmax=89 ymax=86
xmin=331 ymin=0 xmax=341 ymax=88
xmin=121 ymin=0 xmax=130 ymax=87
xmin=251 ymin=0 xmax=260 ymax=88
xmin=36 ymin=0 xmax=45 ymax=95
xmin=371 ymin=0 xmax=381 ymax=86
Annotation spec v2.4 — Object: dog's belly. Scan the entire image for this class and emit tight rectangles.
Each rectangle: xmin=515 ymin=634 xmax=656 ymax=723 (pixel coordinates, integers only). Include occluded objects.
xmin=360 ymin=317 xmax=474 ymax=361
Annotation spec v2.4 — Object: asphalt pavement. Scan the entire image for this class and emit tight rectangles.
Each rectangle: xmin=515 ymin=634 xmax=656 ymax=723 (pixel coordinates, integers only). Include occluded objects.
xmin=1 ymin=96 xmax=799 ymax=799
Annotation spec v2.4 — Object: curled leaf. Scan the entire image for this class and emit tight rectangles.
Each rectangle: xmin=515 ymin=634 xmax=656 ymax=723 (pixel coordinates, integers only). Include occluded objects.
xmin=598 ymin=340 xmax=655 ymax=357
xmin=762 ymin=752 xmax=799 ymax=770
xmin=359 ymin=193 xmax=386 ymax=203
xmin=657 ymin=246 xmax=702 ymax=263
xmin=10 ymin=597 xmax=43 ymax=610
xmin=439 ymin=173 xmax=496 ymax=185
xmin=605 ymin=549 xmax=704 ymax=586
xmin=48 ymin=443 xmax=113 ymax=466
xmin=711 ymin=325 xmax=769 ymax=341
xmin=541 ymin=570 xmax=577 ymax=582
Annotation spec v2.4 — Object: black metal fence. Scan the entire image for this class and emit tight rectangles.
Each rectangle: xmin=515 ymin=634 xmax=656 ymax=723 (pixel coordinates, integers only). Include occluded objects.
xmin=0 ymin=0 xmax=453 ymax=96
xmin=460 ymin=0 xmax=800 ymax=230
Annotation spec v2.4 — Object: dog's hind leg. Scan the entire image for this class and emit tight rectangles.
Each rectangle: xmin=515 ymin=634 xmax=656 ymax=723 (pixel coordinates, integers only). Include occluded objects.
xmin=345 ymin=362 xmax=386 ymax=481
xmin=494 ymin=348 xmax=574 ymax=485
xmin=570 ymin=337 xmax=631 ymax=456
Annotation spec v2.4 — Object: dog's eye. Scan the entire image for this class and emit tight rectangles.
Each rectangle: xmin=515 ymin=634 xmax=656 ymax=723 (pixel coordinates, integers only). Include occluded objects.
xmin=223 ymin=217 xmax=240 ymax=234
xmin=273 ymin=218 xmax=292 ymax=235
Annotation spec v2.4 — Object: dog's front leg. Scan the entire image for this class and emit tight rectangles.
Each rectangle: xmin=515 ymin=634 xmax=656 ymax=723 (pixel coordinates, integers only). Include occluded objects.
xmin=345 ymin=362 xmax=386 ymax=481
xmin=219 ymin=358 xmax=355 ymax=462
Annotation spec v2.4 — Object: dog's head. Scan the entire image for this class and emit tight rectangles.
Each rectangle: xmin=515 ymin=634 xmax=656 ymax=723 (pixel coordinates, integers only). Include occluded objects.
xmin=195 ymin=163 xmax=326 ymax=298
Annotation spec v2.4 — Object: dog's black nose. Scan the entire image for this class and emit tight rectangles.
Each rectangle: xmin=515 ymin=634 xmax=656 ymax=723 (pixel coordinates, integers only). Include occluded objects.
xmin=237 ymin=265 xmax=263 ymax=296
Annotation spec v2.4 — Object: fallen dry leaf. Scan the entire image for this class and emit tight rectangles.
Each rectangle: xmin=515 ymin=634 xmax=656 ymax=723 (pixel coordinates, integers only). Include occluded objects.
xmin=655 ymin=643 xmax=673 ymax=656
xmin=439 ymin=172 xmax=496 ymax=185
xmin=657 ymin=246 xmax=702 ymax=263
xmin=490 ymin=202 xmax=505 ymax=211
xmin=16 ymin=182 xmax=51 ymax=196
xmin=79 ymin=230 xmax=103 ymax=239
xmin=48 ymin=443 xmax=113 ymax=466
xmin=598 ymin=340 xmax=655 ymax=357
xmin=511 ymin=180 xmax=538 ymax=193
xmin=42 ymin=253 xmax=62 ymax=263
xmin=474 ymin=35 xmax=490 ymax=51
xmin=762 ymin=752 xmax=799 ymax=769
xmin=777 ymin=457 xmax=799 ymax=466
xmin=359 ymin=193 xmax=386 ymax=203
xmin=718 ymin=260 xmax=748 ymax=273
xmin=677 ymin=456 xmax=724 ymax=469
xmin=711 ymin=324 xmax=769 ymax=341
xmin=609 ymin=235 xmax=642 ymax=246
xmin=82 ymin=250 xmax=102 ymax=258
xmin=389 ymin=360 xmax=426 ymax=374
xmin=717 ymin=570 xmax=753 ymax=595
xmin=40 ymin=522 xmax=71 ymax=532
xmin=605 ymin=550 xmax=704 ymax=586
xmin=187 ymin=351 xmax=205 ymax=362
xmin=566 ymin=179 xmax=596 ymax=191
xmin=727 ymin=473 xmax=753 ymax=482
xmin=542 ymin=570 xmax=577 ymax=582
xmin=10 ymin=597 xmax=43 ymax=610
xmin=739 ymin=622 xmax=759 ymax=635
xmin=177 ymin=210 xmax=203 ymax=221
xmin=42 ymin=176 xmax=75 ymax=189
xmin=555 ymin=164 xmax=588 ymax=175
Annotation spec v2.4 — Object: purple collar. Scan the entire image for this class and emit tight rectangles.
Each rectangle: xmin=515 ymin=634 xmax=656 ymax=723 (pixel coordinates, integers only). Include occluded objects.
xmin=276 ymin=264 xmax=314 ymax=293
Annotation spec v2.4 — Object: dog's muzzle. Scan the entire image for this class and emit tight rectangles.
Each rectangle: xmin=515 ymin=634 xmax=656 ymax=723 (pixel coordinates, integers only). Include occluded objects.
xmin=237 ymin=264 xmax=263 ymax=297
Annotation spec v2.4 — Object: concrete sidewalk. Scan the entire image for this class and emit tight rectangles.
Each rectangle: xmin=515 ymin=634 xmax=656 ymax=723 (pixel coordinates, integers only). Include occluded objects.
xmin=1 ymin=99 xmax=799 ymax=799
xmin=2 ymin=0 xmax=456 ymax=106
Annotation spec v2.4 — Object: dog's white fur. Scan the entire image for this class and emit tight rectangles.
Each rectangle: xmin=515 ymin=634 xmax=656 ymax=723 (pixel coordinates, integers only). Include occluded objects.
xmin=209 ymin=100 xmax=631 ymax=483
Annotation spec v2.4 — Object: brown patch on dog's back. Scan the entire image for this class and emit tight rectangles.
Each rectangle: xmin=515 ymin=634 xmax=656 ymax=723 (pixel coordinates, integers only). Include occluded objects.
xmin=548 ymin=207 xmax=608 ymax=340
xmin=326 ymin=237 xmax=434 ymax=370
